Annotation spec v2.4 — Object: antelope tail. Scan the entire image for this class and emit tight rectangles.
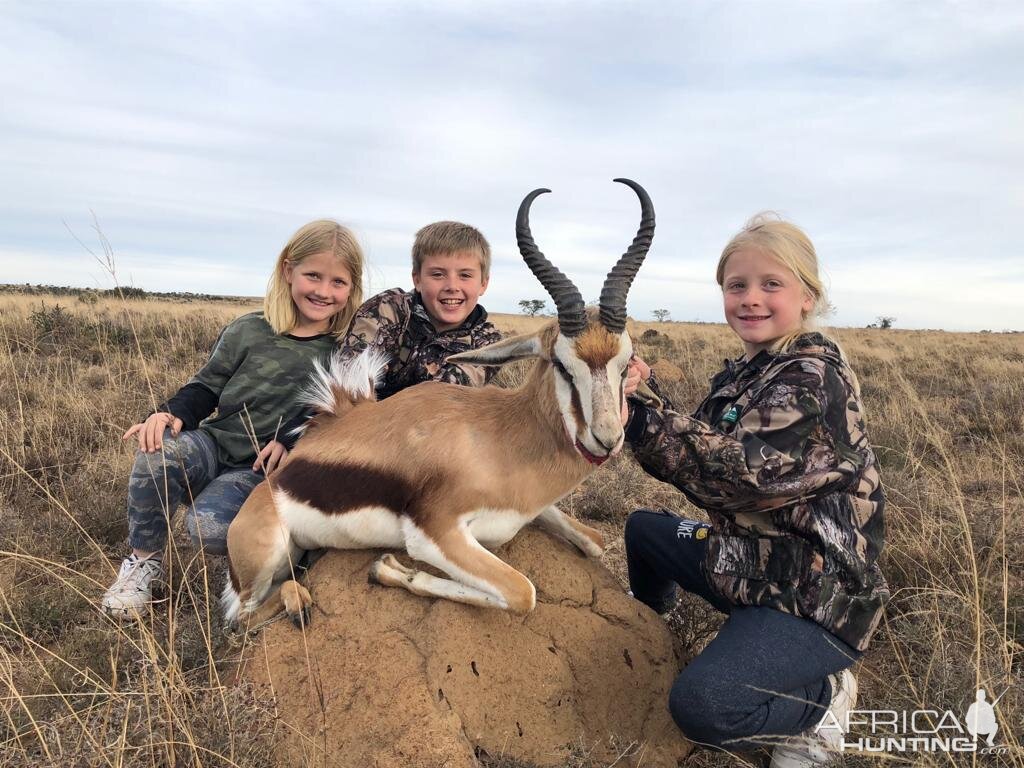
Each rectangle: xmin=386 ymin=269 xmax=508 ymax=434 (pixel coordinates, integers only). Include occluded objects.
xmin=294 ymin=348 xmax=390 ymax=430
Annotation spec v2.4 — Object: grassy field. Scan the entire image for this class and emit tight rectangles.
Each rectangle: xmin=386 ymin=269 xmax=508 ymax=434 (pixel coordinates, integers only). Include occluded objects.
xmin=0 ymin=292 xmax=1021 ymax=766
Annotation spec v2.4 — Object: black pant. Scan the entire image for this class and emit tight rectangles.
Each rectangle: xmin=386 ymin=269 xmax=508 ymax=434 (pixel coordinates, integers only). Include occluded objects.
xmin=625 ymin=509 xmax=861 ymax=751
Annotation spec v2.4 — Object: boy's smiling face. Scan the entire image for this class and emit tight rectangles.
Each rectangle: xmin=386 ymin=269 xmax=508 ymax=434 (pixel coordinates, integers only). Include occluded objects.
xmin=413 ymin=249 xmax=489 ymax=331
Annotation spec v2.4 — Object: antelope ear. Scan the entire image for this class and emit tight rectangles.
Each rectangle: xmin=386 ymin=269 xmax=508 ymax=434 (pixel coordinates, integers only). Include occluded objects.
xmin=446 ymin=333 xmax=545 ymax=366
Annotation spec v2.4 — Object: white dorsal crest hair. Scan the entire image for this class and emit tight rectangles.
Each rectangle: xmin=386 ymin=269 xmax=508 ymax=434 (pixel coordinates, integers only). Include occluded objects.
xmin=222 ymin=179 xmax=656 ymax=630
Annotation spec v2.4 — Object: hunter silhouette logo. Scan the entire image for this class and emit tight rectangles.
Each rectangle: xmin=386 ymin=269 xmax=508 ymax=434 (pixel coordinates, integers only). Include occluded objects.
xmin=819 ymin=686 xmax=1010 ymax=755
xmin=965 ymin=688 xmax=1006 ymax=749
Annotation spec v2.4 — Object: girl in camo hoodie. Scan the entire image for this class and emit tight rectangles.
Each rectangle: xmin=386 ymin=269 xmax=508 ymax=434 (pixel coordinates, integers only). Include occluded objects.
xmin=622 ymin=213 xmax=888 ymax=767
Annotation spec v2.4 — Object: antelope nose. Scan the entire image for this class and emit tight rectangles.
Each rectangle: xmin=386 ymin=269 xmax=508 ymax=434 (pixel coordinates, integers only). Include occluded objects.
xmin=591 ymin=430 xmax=617 ymax=454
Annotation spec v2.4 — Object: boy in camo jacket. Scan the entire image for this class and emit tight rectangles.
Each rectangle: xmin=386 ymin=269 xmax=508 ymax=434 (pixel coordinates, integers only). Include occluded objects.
xmin=338 ymin=221 xmax=501 ymax=397
xmin=621 ymin=214 xmax=888 ymax=767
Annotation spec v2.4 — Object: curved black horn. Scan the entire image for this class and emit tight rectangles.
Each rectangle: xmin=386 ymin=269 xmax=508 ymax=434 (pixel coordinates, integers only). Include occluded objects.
xmin=598 ymin=178 xmax=655 ymax=335
xmin=516 ymin=188 xmax=587 ymax=337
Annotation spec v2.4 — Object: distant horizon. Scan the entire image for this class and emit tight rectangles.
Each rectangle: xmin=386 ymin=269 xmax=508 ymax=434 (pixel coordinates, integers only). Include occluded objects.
xmin=3 ymin=282 xmax=1018 ymax=335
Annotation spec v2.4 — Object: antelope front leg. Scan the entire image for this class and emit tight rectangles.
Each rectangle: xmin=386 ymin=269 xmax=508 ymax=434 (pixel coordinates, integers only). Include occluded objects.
xmin=369 ymin=553 xmax=509 ymax=610
xmin=533 ymin=505 xmax=605 ymax=557
xmin=369 ymin=522 xmax=536 ymax=613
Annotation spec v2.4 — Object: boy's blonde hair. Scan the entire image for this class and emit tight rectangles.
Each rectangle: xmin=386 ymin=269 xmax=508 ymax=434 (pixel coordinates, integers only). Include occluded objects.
xmin=264 ymin=220 xmax=365 ymax=338
xmin=717 ymin=212 xmax=830 ymax=352
xmin=412 ymin=221 xmax=491 ymax=279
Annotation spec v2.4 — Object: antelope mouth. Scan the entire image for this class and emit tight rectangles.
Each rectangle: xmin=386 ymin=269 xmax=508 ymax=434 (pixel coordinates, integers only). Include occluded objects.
xmin=575 ymin=439 xmax=609 ymax=466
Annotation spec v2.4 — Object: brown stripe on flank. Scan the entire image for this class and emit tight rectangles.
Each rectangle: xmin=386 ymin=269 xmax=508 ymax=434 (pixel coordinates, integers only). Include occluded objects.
xmin=276 ymin=458 xmax=417 ymax=515
xmin=574 ymin=324 xmax=620 ymax=368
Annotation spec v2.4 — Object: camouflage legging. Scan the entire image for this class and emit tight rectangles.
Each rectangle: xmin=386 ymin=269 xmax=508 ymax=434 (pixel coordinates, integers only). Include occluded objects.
xmin=127 ymin=428 xmax=262 ymax=556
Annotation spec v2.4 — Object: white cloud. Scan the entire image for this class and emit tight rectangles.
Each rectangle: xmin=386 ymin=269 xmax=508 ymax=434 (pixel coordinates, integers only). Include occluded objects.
xmin=0 ymin=1 xmax=1021 ymax=332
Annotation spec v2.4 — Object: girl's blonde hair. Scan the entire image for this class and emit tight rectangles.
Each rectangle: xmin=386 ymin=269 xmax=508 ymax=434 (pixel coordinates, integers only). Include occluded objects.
xmin=264 ymin=220 xmax=365 ymax=338
xmin=716 ymin=212 xmax=830 ymax=352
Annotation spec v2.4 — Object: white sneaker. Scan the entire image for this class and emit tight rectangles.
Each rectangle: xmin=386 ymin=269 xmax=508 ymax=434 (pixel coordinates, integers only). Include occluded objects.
xmin=769 ymin=668 xmax=858 ymax=767
xmin=101 ymin=553 xmax=165 ymax=617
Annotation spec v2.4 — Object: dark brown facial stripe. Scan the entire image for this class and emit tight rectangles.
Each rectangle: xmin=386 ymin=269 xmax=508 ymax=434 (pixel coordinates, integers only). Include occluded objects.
xmin=275 ymin=458 xmax=416 ymax=516
xmin=569 ymin=380 xmax=586 ymax=434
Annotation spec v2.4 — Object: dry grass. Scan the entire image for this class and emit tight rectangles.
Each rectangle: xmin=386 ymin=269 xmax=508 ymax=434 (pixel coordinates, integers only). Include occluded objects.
xmin=1 ymin=295 xmax=1021 ymax=767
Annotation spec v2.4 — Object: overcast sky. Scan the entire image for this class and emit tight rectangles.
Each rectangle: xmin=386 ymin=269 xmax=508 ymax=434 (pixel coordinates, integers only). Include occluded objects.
xmin=2 ymin=1 xmax=1022 ymax=331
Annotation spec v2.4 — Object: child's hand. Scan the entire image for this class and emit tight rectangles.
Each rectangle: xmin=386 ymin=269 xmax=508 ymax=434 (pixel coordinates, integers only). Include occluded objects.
xmin=123 ymin=412 xmax=183 ymax=453
xmin=624 ymin=354 xmax=651 ymax=397
xmin=254 ymin=440 xmax=289 ymax=475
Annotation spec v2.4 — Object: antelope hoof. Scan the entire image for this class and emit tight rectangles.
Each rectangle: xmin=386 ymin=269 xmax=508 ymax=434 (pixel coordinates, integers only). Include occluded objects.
xmin=290 ymin=606 xmax=311 ymax=630
xmin=382 ymin=553 xmax=415 ymax=575
xmin=367 ymin=556 xmax=395 ymax=585
xmin=581 ymin=526 xmax=605 ymax=557
xmin=281 ymin=580 xmax=312 ymax=631
xmin=369 ymin=553 xmax=417 ymax=588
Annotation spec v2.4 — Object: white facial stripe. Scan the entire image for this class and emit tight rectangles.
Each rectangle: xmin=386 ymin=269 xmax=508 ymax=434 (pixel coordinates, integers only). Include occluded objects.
xmin=589 ymin=369 xmax=615 ymax=448
xmin=552 ymin=368 xmax=577 ymax=441
xmin=606 ymin=333 xmax=633 ymax=407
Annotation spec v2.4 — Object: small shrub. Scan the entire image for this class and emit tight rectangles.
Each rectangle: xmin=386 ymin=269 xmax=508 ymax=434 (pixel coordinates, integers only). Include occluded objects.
xmin=109 ymin=286 xmax=147 ymax=300
xmin=29 ymin=303 xmax=75 ymax=341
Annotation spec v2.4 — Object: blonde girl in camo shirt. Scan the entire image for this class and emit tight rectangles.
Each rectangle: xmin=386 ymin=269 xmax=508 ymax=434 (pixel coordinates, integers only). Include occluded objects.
xmin=102 ymin=220 xmax=365 ymax=617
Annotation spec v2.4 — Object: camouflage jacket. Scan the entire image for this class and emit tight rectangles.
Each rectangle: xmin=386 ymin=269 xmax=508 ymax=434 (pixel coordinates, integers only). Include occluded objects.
xmin=625 ymin=333 xmax=888 ymax=651
xmin=158 ymin=312 xmax=335 ymax=467
xmin=339 ymin=288 xmax=501 ymax=399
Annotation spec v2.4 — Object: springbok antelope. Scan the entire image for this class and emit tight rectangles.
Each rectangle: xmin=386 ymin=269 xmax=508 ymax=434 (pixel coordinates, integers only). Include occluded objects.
xmin=223 ymin=178 xmax=655 ymax=630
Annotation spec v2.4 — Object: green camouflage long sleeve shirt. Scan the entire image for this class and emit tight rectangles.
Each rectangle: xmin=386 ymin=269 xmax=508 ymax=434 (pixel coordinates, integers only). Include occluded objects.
xmin=626 ymin=333 xmax=888 ymax=651
xmin=159 ymin=312 xmax=335 ymax=468
xmin=339 ymin=288 xmax=501 ymax=399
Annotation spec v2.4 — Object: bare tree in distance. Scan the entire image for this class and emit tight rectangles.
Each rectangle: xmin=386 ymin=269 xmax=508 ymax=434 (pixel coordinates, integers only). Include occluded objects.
xmin=652 ymin=309 xmax=671 ymax=323
xmin=518 ymin=299 xmax=546 ymax=317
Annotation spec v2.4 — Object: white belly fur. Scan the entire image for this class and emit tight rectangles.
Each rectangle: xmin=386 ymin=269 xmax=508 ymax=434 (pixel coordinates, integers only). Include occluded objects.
xmin=275 ymin=490 xmax=404 ymax=551
xmin=464 ymin=508 xmax=532 ymax=548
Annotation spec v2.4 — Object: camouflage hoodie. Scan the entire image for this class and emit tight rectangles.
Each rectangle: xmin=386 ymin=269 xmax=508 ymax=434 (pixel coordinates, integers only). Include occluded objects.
xmin=339 ymin=288 xmax=501 ymax=399
xmin=625 ymin=333 xmax=888 ymax=651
